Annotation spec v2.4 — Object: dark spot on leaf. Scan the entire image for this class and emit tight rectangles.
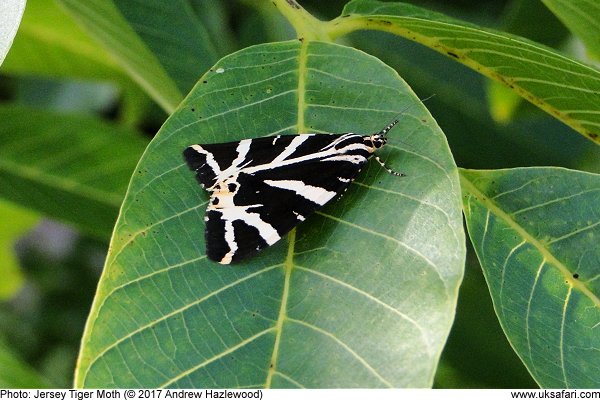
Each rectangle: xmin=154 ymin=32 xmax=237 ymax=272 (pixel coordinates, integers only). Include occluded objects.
xmin=191 ymin=107 xmax=195 ymax=112
xmin=202 ymin=80 xmax=207 ymax=84
xmin=573 ymin=273 xmax=579 ymax=279
xmin=447 ymin=51 xmax=459 ymax=59
xmin=342 ymin=14 xmax=349 ymax=18
xmin=588 ymin=132 xmax=598 ymax=139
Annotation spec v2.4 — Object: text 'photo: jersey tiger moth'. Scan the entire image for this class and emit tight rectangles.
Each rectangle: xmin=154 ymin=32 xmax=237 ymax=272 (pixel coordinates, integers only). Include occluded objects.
xmin=183 ymin=100 xmax=430 ymax=265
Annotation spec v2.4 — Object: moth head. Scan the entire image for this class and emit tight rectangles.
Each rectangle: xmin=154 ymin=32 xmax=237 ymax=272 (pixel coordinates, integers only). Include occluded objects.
xmin=366 ymin=118 xmax=399 ymax=150
xmin=369 ymin=134 xmax=387 ymax=149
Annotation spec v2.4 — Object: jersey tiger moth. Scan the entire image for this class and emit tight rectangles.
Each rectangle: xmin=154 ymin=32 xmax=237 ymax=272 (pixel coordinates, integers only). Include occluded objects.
xmin=183 ymin=118 xmax=403 ymax=264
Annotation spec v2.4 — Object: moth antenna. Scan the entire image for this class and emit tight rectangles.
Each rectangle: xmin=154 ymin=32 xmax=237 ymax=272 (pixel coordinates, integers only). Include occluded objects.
xmin=379 ymin=94 xmax=436 ymax=136
xmin=374 ymin=156 xmax=405 ymax=176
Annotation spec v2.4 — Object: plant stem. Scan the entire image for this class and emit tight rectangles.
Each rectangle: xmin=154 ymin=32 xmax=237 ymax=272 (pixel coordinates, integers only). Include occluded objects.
xmin=271 ymin=0 xmax=331 ymax=41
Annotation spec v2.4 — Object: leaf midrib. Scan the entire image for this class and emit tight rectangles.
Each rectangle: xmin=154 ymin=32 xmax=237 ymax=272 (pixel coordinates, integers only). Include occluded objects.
xmin=265 ymin=229 xmax=295 ymax=388
xmin=264 ymin=36 xmax=310 ymax=388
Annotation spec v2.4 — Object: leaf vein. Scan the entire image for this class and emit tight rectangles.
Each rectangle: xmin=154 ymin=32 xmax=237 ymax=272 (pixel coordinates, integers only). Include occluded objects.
xmin=296 ymin=266 xmax=433 ymax=356
xmin=287 ymin=318 xmax=393 ymax=387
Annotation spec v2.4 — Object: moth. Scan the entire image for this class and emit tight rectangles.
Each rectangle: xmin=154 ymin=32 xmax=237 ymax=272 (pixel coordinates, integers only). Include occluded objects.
xmin=183 ymin=118 xmax=403 ymax=264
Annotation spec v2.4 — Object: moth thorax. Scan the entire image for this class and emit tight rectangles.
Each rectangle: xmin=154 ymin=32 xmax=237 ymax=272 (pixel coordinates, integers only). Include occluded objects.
xmin=363 ymin=134 xmax=387 ymax=152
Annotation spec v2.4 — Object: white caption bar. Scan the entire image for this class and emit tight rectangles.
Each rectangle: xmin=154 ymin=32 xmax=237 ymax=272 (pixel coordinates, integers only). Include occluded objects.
xmin=1 ymin=389 xmax=599 ymax=400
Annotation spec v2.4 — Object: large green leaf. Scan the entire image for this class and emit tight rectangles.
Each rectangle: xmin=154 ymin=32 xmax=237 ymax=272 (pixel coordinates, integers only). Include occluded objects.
xmin=75 ymin=40 xmax=464 ymax=388
xmin=329 ymin=0 xmax=600 ymax=144
xmin=56 ymin=0 xmax=183 ymax=112
xmin=541 ymin=0 xmax=600 ymax=60
xmin=461 ymin=167 xmax=600 ymax=388
xmin=0 ymin=105 xmax=147 ymax=239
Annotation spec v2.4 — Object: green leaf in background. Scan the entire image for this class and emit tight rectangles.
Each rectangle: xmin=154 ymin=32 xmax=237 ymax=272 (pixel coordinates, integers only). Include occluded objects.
xmin=541 ymin=0 xmax=600 ymax=60
xmin=501 ymin=0 xmax=569 ymax=47
xmin=56 ymin=0 xmax=183 ymax=112
xmin=2 ymin=0 xmax=122 ymax=81
xmin=330 ymin=0 xmax=600 ymax=144
xmin=112 ymin=0 xmax=218 ymax=95
xmin=486 ymin=81 xmax=522 ymax=124
xmin=435 ymin=255 xmax=537 ymax=388
xmin=461 ymin=167 xmax=600 ymax=388
xmin=0 ymin=338 xmax=52 ymax=388
xmin=0 ymin=105 xmax=148 ymax=240
xmin=485 ymin=0 xmax=570 ymax=124
xmin=2 ymin=0 xmax=158 ymax=128
xmin=75 ymin=40 xmax=465 ymax=388
xmin=0 ymin=200 xmax=39 ymax=300
xmin=350 ymin=31 xmax=599 ymax=174
xmin=191 ymin=1 xmax=237 ymax=56
xmin=0 ymin=0 xmax=25 ymax=66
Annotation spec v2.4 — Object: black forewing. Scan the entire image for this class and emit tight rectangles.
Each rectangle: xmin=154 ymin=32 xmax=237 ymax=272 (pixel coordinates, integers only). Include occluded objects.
xmin=239 ymin=158 xmax=368 ymax=233
xmin=183 ymin=134 xmax=346 ymax=189
xmin=205 ymin=140 xmax=371 ymax=263
xmin=183 ymin=141 xmax=241 ymax=189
